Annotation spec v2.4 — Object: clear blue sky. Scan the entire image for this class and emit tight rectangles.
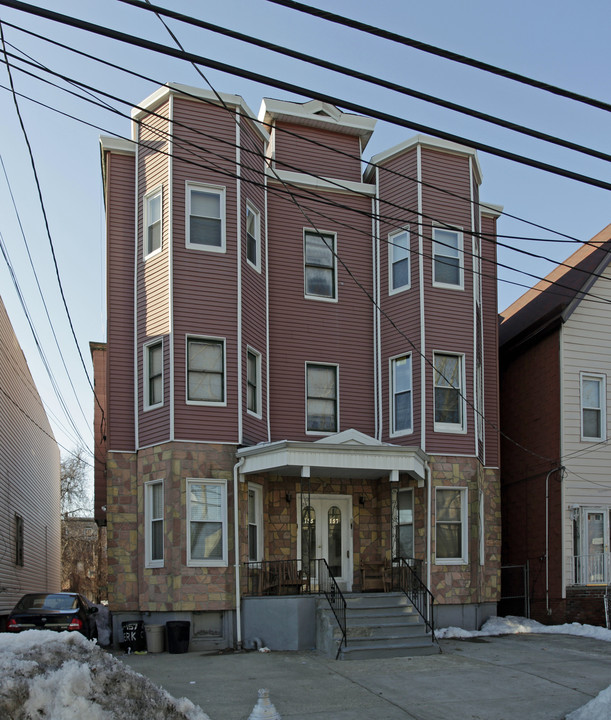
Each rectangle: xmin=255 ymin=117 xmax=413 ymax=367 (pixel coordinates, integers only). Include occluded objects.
xmin=0 ymin=0 xmax=609 ymax=461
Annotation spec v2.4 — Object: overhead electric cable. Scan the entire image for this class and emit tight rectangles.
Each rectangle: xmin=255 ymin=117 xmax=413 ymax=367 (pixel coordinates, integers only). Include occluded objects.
xmin=267 ymin=0 xmax=611 ymax=114
xmin=0 ymin=0 xmax=610 ymax=190
xmin=2 ymin=18 xmax=596 ymax=245
xmin=118 ymin=0 xmax=611 ymax=165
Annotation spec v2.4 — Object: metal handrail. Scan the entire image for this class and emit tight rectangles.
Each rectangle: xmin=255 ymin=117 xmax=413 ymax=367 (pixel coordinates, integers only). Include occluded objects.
xmin=392 ymin=557 xmax=435 ymax=637
xmin=318 ymin=558 xmax=347 ymax=659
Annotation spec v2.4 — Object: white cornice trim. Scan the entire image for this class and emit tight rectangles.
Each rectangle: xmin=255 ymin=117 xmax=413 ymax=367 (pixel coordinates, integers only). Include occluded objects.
xmin=480 ymin=202 xmax=504 ymax=218
xmin=99 ymin=136 xmax=136 ymax=155
xmin=267 ymin=168 xmax=376 ymax=196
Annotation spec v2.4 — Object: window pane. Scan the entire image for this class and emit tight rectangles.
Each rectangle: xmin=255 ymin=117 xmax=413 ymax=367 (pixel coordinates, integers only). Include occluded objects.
xmin=151 ymin=518 xmax=163 ymax=561
xmin=437 ymin=523 xmax=461 ymax=559
xmin=189 ymin=342 xmax=222 ymax=372
xmin=327 ymin=506 xmax=342 ymax=576
xmin=191 ymin=190 xmax=220 ymax=218
xmin=247 ymin=233 xmax=257 ymax=264
xmin=190 ymin=522 xmax=223 ymax=560
xmin=190 ymin=484 xmax=223 ymax=522
xmin=392 ymin=258 xmax=410 ymax=289
xmin=437 ymin=489 xmax=462 ymax=522
xmin=305 ymin=234 xmax=333 ymax=267
xmin=434 ymin=257 xmax=460 ymax=285
xmin=395 ymin=392 xmax=412 ymax=431
xmin=435 ymin=355 xmax=459 ymax=387
xmin=583 ymin=379 xmax=601 ymax=408
xmin=302 ymin=506 xmax=316 ymax=574
xmin=394 ymin=356 xmax=411 ymax=392
xmin=398 ymin=524 xmax=413 ymax=558
xmin=149 ymin=344 xmax=162 ymax=376
xmin=435 ymin=388 xmax=459 ymax=424
xmin=434 ymin=229 xmax=459 ymax=255
xmin=151 ymin=483 xmax=163 ymax=519
xmin=148 ymin=193 xmax=161 ymax=223
xmin=307 ymin=399 xmax=336 ymax=431
xmin=305 ymin=267 xmax=333 ymax=297
xmin=248 ymin=524 xmax=258 ymax=561
xmin=583 ymin=409 xmax=601 ymax=438
xmin=148 ymin=222 xmax=161 ymax=254
xmin=190 ymin=216 xmax=222 ymax=247
xmin=308 ymin=366 xmax=336 ymax=397
xmin=392 ymin=231 xmax=409 ymax=261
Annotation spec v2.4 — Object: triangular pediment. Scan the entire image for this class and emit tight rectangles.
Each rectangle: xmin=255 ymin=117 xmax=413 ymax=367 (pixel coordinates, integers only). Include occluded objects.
xmin=314 ymin=429 xmax=385 ymax=446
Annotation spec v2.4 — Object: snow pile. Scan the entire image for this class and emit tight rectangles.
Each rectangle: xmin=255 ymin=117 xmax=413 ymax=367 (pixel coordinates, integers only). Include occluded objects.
xmin=566 ymin=685 xmax=611 ymax=720
xmin=435 ymin=614 xmax=611 ymax=642
xmin=0 ymin=630 xmax=210 ymax=720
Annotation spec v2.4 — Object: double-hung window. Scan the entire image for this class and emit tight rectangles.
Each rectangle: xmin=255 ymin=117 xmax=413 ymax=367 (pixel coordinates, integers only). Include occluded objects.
xmin=187 ymin=337 xmax=225 ymax=405
xmin=434 ymin=352 xmax=465 ymax=432
xmin=581 ymin=373 xmax=606 ymax=441
xmin=246 ymin=202 xmax=261 ymax=271
xmin=435 ymin=487 xmax=467 ymax=563
xmin=391 ymin=354 xmax=412 ymax=435
xmin=186 ymin=183 xmax=225 ymax=251
xmin=304 ymin=231 xmax=336 ymax=300
xmin=247 ymin=348 xmax=261 ymax=417
xmin=248 ymin=483 xmax=263 ymax=563
xmin=306 ymin=363 xmax=338 ymax=433
xmin=144 ymin=188 xmax=162 ymax=257
xmin=187 ymin=479 xmax=227 ymax=566
xmin=145 ymin=480 xmax=164 ymax=568
xmin=144 ymin=340 xmax=163 ymax=409
xmin=433 ymin=227 xmax=463 ymax=288
xmin=389 ymin=228 xmax=410 ymax=293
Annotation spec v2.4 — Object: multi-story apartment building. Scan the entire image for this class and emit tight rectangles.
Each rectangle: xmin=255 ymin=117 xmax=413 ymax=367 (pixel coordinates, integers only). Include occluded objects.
xmin=0 ymin=294 xmax=60 ymax=627
xmin=94 ymin=83 xmax=502 ymax=651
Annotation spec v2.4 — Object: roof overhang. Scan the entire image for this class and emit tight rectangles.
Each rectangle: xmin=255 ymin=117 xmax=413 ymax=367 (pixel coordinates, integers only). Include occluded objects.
xmin=236 ymin=430 xmax=428 ymax=484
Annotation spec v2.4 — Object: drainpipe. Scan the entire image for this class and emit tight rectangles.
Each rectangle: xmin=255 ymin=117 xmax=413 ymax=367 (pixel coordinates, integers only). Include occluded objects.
xmin=545 ymin=466 xmax=564 ymax=617
xmin=234 ymin=457 xmax=245 ymax=649
xmin=426 ymin=461 xmax=432 ymax=592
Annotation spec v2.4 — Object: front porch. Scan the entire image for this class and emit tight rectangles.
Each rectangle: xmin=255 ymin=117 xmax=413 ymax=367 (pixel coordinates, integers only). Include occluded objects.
xmin=570 ymin=553 xmax=611 ymax=586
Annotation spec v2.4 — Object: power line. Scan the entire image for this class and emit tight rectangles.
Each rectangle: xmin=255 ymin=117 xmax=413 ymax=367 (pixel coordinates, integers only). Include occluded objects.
xmin=118 ymin=0 xmax=611 ymax=166
xmin=1 ymin=0 xmax=610 ymax=191
xmin=267 ymin=0 xmax=611 ymax=114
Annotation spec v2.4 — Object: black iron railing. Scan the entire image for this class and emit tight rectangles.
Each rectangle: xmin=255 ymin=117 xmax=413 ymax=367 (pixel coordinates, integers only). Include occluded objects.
xmin=243 ymin=559 xmax=315 ymax=596
xmin=318 ymin=558 xmax=347 ymax=659
xmin=392 ymin=557 xmax=435 ymax=637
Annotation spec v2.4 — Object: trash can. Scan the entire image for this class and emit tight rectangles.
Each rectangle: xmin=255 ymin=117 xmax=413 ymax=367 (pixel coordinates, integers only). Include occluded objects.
xmin=145 ymin=624 xmax=165 ymax=653
xmin=121 ymin=621 xmax=146 ymax=653
xmin=166 ymin=620 xmax=190 ymax=654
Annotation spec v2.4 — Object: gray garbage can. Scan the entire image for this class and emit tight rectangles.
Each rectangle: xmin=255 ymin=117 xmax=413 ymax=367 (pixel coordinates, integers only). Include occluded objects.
xmin=145 ymin=624 xmax=165 ymax=653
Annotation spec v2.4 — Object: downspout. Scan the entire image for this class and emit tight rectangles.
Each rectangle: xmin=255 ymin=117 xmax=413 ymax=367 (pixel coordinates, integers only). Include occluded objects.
xmin=426 ymin=461 xmax=432 ymax=592
xmin=546 ymin=466 xmax=564 ymax=616
xmin=234 ymin=457 xmax=245 ymax=649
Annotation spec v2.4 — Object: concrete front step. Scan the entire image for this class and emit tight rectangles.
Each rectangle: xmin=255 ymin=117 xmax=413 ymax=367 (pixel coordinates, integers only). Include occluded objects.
xmin=339 ymin=638 xmax=440 ymax=660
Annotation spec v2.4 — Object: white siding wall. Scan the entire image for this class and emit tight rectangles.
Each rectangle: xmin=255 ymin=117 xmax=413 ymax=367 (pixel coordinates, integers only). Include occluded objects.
xmin=562 ymin=264 xmax=611 ymax=583
xmin=0 ymin=297 xmax=61 ymax=614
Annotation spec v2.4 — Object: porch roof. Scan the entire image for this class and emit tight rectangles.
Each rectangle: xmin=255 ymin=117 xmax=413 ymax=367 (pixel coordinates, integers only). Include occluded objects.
xmin=236 ymin=430 xmax=428 ymax=484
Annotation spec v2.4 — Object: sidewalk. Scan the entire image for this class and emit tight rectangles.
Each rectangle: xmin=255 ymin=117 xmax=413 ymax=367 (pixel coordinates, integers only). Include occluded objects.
xmin=118 ymin=633 xmax=611 ymax=719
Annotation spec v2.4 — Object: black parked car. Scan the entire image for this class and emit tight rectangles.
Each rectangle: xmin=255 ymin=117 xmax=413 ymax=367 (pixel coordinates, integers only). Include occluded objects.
xmin=6 ymin=593 xmax=98 ymax=639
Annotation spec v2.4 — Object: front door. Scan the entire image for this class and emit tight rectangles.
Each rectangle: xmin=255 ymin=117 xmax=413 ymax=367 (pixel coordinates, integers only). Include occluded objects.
xmin=298 ymin=494 xmax=352 ymax=591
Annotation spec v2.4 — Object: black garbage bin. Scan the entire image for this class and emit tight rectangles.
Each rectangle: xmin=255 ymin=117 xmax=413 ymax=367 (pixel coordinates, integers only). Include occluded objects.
xmin=121 ymin=621 xmax=146 ymax=653
xmin=166 ymin=620 xmax=190 ymax=654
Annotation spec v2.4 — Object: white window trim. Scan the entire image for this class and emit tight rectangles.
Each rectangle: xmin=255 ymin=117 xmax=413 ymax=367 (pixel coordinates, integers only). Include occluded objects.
xmin=186 ymin=478 xmax=228 ymax=567
xmin=248 ymin=482 xmax=264 ymax=563
xmin=433 ymin=351 xmax=467 ymax=434
xmin=388 ymin=226 xmax=411 ymax=295
xmin=432 ymin=225 xmax=464 ymax=290
xmin=303 ymin=229 xmax=338 ymax=303
xmin=390 ymin=353 xmax=413 ymax=437
xmin=245 ymin=201 xmax=261 ymax=273
xmin=145 ymin=479 xmax=164 ymax=568
xmin=435 ymin=486 xmax=468 ymax=565
xmin=186 ymin=335 xmax=227 ymax=407
xmin=143 ymin=338 xmax=164 ymax=411
xmin=143 ymin=186 xmax=163 ymax=259
xmin=305 ymin=362 xmax=339 ymax=436
xmin=185 ymin=181 xmax=226 ymax=253
xmin=580 ymin=372 xmax=606 ymax=442
xmin=246 ymin=346 xmax=262 ymax=419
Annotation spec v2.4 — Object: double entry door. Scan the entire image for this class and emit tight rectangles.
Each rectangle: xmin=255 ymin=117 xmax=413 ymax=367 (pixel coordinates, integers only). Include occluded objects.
xmin=297 ymin=494 xmax=353 ymax=591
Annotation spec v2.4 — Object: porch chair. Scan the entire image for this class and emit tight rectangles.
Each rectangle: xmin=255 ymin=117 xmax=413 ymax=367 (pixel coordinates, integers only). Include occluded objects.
xmin=360 ymin=558 xmax=391 ymax=592
xmin=262 ymin=560 xmax=305 ymax=595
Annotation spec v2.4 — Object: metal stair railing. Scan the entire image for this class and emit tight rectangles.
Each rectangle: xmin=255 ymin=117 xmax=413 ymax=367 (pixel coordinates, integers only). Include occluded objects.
xmin=318 ymin=558 xmax=347 ymax=659
xmin=392 ymin=557 xmax=435 ymax=639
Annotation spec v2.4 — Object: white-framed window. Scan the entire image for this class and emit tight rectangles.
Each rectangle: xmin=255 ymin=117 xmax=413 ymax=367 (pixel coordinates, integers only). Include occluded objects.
xmin=186 ymin=336 xmax=226 ymax=405
xmin=306 ymin=363 xmax=338 ymax=434
xmin=391 ymin=354 xmax=413 ymax=435
xmin=397 ymin=489 xmax=414 ymax=558
xmin=389 ymin=228 xmax=410 ymax=293
xmin=186 ymin=182 xmax=226 ymax=252
xmin=248 ymin=483 xmax=263 ymax=563
xmin=433 ymin=352 xmax=466 ymax=433
xmin=144 ymin=187 xmax=162 ymax=258
xmin=435 ymin=487 xmax=468 ymax=564
xmin=145 ymin=480 xmax=164 ymax=568
xmin=144 ymin=339 xmax=163 ymax=410
xmin=433 ymin=226 xmax=463 ymax=289
xmin=581 ymin=373 xmax=606 ymax=441
xmin=304 ymin=230 xmax=337 ymax=300
xmin=246 ymin=347 xmax=262 ymax=418
xmin=246 ymin=202 xmax=261 ymax=272
xmin=187 ymin=479 xmax=227 ymax=567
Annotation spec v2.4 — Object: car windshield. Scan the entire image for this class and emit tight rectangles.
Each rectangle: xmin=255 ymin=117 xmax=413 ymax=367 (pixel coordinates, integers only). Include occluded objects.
xmin=16 ymin=594 xmax=78 ymax=611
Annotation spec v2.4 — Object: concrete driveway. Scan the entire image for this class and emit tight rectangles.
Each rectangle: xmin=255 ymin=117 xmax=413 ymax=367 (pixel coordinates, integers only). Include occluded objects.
xmin=119 ymin=633 xmax=611 ymax=719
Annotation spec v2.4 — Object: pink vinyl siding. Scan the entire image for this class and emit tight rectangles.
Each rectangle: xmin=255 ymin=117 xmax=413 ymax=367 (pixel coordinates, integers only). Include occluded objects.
xmin=274 ymin=121 xmax=363 ymax=182
xmin=137 ymin=109 xmax=171 ymax=447
xmin=172 ymin=97 xmax=240 ymax=442
xmin=106 ymin=151 xmax=136 ymax=451
xmin=267 ymin=188 xmax=375 ymax=440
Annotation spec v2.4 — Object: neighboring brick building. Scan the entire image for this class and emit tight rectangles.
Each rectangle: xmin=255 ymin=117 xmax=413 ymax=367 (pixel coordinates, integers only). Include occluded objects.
xmin=500 ymin=223 xmax=611 ymax=625
xmin=0 ymin=294 xmax=60 ymax=626
xmin=94 ymin=83 xmax=502 ymax=649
